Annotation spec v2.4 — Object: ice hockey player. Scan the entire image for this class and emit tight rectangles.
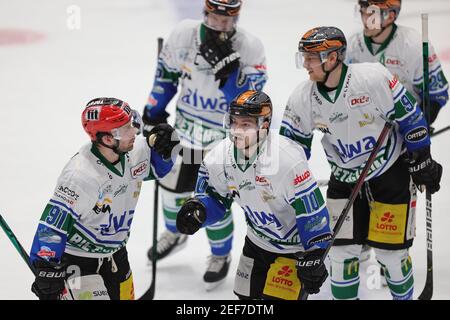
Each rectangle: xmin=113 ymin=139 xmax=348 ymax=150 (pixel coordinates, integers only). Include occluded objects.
xmin=142 ymin=0 xmax=267 ymax=290
xmin=280 ymin=26 xmax=443 ymax=300
xmin=176 ymin=90 xmax=332 ymax=300
xmin=29 ymin=98 xmax=179 ymax=300
xmin=347 ymin=0 xmax=449 ymax=269
xmin=347 ymin=0 xmax=448 ymax=126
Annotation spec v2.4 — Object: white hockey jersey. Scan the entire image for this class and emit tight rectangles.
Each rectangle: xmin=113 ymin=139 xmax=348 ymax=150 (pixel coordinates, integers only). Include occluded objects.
xmin=195 ymin=133 xmax=332 ymax=254
xmin=347 ymin=24 xmax=448 ymax=108
xmin=30 ymin=138 xmax=173 ymax=260
xmin=280 ymin=63 xmax=431 ymax=184
xmin=146 ymin=20 xmax=267 ymax=150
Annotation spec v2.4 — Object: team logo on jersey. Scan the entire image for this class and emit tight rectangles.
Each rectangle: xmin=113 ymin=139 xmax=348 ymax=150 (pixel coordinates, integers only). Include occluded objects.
xmin=239 ymin=179 xmax=255 ymax=191
xmin=384 ymin=56 xmax=404 ymax=67
xmin=349 ymin=94 xmax=371 ymax=108
xmin=243 ymin=206 xmax=283 ymax=231
xmin=255 ymin=176 xmax=270 ymax=186
xmin=332 ymin=136 xmax=377 ymax=160
xmin=228 ymin=186 xmax=240 ymax=199
xmin=316 ymin=123 xmax=331 ymax=135
xmin=389 ymin=76 xmax=399 ymax=90
xmin=113 ymin=184 xmax=128 ymax=197
xmin=358 ymin=113 xmax=375 ymax=128
xmin=293 ymin=171 xmax=311 ymax=186
xmin=38 ymin=228 xmax=62 ymax=244
xmin=304 ymin=216 xmax=328 ymax=232
xmin=37 ymin=246 xmax=56 ymax=259
xmin=329 ymin=112 xmax=348 ymax=123
xmin=130 ymin=160 xmax=148 ymax=179
xmin=92 ymin=198 xmax=112 ymax=215
xmin=405 ymin=126 xmax=428 ymax=143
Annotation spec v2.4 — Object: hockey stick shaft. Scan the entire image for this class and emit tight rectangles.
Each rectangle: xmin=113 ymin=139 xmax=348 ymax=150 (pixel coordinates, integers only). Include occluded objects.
xmin=139 ymin=37 xmax=164 ymax=300
xmin=419 ymin=13 xmax=433 ymax=301
xmin=431 ymin=125 xmax=450 ymax=137
xmin=300 ymin=119 xmax=394 ymax=300
xmin=0 ymin=214 xmax=36 ymax=276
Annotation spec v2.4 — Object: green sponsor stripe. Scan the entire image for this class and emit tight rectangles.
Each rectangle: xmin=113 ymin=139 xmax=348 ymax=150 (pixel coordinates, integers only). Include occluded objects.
xmin=67 ymin=228 xmax=118 ymax=254
xmin=206 ymin=221 xmax=234 ymax=241
xmin=331 ymin=283 xmax=360 ymax=300
xmin=314 ymin=187 xmax=325 ymax=206
xmin=292 ymin=198 xmax=307 ymax=217
xmin=280 ymin=127 xmax=313 ymax=150
xmin=386 ymin=274 xmax=414 ymax=295
xmin=163 ymin=208 xmax=179 ymax=221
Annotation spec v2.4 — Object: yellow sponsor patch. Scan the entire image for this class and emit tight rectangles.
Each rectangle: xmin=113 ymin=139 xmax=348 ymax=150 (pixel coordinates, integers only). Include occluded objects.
xmin=120 ymin=274 xmax=135 ymax=300
xmin=263 ymin=257 xmax=301 ymax=300
xmin=368 ymin=201 xmax=407 ymax=244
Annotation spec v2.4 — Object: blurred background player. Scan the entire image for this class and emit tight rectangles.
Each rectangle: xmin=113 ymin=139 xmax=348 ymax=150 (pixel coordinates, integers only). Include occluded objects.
xmin=176 ymin=90 xmax=331 ymax=300
xmin=142 ymin=0 xmax=267 ymax=290
xmin=281 ymin=27 xmax=442 ymax=300
xmin=347 ymin=0 xmax=449 ymax=264
xmin=348 ymin=0 xmax=448 ymax=126
xmin=29 ymin=98 xmax=178 ymax=300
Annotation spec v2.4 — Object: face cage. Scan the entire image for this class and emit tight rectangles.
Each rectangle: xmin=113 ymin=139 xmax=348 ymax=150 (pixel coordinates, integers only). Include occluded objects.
xmin=109 ymin=109 xmax=143 ymax=140
xmin=203 ymin=13 xmax=239 ymax=33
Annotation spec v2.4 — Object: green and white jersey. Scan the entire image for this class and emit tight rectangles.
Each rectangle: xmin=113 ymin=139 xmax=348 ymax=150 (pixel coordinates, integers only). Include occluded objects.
xmin=280 ymin=62 xmax=431 ymax=184
xmin=197 ymin=133 xmax=331 ymax=254
xmin=155 ymin=19 xmax=267 ymax=150
xmin=30 ymin=138 xmax=169 ymax=260
xmin=347 ymin=24 xmax=448 ymax=107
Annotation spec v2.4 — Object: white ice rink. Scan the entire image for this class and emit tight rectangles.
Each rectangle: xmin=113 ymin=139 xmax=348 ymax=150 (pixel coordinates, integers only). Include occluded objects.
xmin=1 ymin=0 xmax=449 ymax=300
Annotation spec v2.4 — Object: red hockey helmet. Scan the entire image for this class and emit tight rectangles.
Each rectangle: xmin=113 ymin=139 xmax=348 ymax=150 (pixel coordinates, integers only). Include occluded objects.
xmin=82 ymin=97 xmax=142 ymax=141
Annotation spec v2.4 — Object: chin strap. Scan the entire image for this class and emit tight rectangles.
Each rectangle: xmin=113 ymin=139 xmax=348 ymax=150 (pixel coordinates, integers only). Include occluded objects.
xmin=319 ymin=60 xmax=342 ymax=85
xmin=96 ymin=135 xmax=123 ymax=155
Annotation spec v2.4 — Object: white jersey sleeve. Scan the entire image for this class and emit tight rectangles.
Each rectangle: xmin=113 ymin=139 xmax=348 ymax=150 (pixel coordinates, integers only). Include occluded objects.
xmin=280 ymin=82 xmax=315 ymax=159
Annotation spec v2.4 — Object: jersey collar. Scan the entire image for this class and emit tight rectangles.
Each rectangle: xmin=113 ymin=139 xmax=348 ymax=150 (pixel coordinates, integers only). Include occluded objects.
xmin=90 ymin=143 xmax=125 ymax=177
xmin=317 ymin=64 xmax=348 ymax=104
xmin=364 ymin=23 xmax=398 ymax=56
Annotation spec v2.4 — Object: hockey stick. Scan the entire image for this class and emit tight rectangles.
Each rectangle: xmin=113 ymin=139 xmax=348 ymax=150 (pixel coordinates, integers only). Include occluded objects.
xmin=0 ymin=214 xmax=37 ymax=276
xmin=139 ymin=37 xmax=164 ymax=301
xmin=418 ymin=13 xmax=433 ymax=301
xmin=300 ymin=118 xmax=394 ymax=300
xmin=431 ymin=125 xmax=450 ymax=138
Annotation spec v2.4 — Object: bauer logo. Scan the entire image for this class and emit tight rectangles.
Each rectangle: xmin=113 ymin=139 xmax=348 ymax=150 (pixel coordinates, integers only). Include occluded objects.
xmin=349 ymin=95 xmax=370 ymax=108
xmin=130 ymin=160 xmax=148 ymax=179
xmin=405 ymin=126 xmax=428 ymax=143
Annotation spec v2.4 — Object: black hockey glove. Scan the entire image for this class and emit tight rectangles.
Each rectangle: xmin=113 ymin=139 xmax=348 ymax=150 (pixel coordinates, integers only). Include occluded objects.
xmin=407 ymin=146 xmax=443 ymax=194
xmin=31 ymin=259 xmax=66 ymax=300
xmin=142 ymin=107 xmax=169 ymax=138
xmin=295 ymin=249 xmax=328 ymax=295
xmin=147 ymin=123 xmax=180 ymax=161
xmin=199 ymin=26 xmax=240 ymax=82
xmin=176 ymin=198 xmax=207 ymax=235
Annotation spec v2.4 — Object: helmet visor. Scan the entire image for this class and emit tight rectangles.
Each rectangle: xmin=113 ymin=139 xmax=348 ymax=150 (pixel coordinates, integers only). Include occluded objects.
xmin=296 ymin=52 xmax=327 ymax=69
xmin=204 ymin=12 xmax=237 ymax=32
xmin=110 ymin=109 xmax=143 ymax=140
